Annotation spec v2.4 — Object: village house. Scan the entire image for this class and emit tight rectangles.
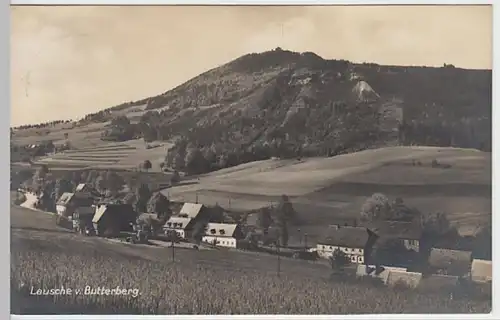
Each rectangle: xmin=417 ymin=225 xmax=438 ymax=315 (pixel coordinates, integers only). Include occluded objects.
xmin=428 ymin=247 xmax=473 ymax=277
xmin=202 ymin=223 xmax=245 ymax=249
xmin=56 ymin=192 xmax=94 ymax=217
xmin=364 ymin=220 xmax=422 ymax=252
xmin=316 ymin=226 xmax=377 ymax=264
xmin=163 ymin=216 xmax=195 ymax=239
xmin=92 ymin=203 xmax=137 ymax=237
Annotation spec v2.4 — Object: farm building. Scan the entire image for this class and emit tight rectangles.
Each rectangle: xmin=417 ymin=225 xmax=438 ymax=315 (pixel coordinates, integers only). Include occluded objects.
xmin=428 ymin=248 xmax=472 ymax=277
xmin=471 ymin=259 xmax=492 ymax=283
xmin=202 ymin=223 xmax=245 ymax=248
xmin=418 ymin=274 xmax=459 ymax=292
xmin=92 ymin=203 xmax=137 ymax=237
xmin=363 ymin=220 xmax=422 ymax=252
xmin=386 ymin=270 xmax=422 ymax=289
xmin=56 ymin=192 xmax=94 ymax=217
xmin=163 ymin=216 xmax=195 ymax=239
xmin=316 ymin=226 xmax=377 ymax=264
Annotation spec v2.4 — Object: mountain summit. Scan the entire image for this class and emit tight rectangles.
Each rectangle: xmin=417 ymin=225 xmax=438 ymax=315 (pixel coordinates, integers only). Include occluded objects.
xmin=84 ymin=48 xmax=491 ymax=172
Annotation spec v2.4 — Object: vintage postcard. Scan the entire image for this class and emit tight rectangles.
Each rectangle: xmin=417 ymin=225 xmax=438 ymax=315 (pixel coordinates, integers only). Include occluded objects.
xmin=10 ymin=5 xmax=492 ymax=315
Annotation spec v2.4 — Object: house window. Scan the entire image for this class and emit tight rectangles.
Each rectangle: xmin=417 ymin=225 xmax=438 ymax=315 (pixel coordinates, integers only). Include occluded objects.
xmin=220 ymin=229 xmax=226 ymax=235
xmin=351 ymin=256 xmax=357 ymax=263
xmin=358 ymin=256 xmax=364 ymax=264
xmin=210 ymin=229 xmax=216 ymax=234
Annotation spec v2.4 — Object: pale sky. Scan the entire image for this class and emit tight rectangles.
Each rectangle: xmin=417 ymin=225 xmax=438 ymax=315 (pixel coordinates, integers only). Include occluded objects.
xmin=11 ymin=5 xmax=492 ymax=127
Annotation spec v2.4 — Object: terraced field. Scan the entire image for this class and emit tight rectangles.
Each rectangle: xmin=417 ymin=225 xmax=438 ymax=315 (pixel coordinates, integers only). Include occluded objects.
xmin=33 ymin=140 xmax=172 ymax=171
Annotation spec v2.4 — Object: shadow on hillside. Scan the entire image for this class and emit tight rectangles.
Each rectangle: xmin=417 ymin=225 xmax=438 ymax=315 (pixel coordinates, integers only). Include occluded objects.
xmin=10 ymin=226 xmax=72 ymax=234
xmin=315 ymin=182 xmax=491 ymax=198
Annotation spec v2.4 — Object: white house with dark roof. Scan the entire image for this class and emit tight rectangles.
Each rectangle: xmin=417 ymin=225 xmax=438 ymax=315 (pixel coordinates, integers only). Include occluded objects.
xmin=163 ymin=216 xmax=194 ymax=239
xmin=202 ymin=223 xmax=244 ymax=248
xmin=316 ymin=226 xmax=376 ymax=264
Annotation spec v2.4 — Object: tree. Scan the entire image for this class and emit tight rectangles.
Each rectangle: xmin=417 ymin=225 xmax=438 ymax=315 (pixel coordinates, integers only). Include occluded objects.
xmin=105 ymin=171 xmax=125 ymax=196
xmin=192 ymin=220 xmax=208 ymax=244
xmin=147 ymin=192 xmax=171 ymax=222
xmin=53 ymin=178 xmax=73 ymax=202
xmin=135 ymin=184 xmax=151 ymax=213
xmin=256 ymin=207 xmax=273 ymax=232
xmin=122 ymin=192 xmax=137 ymax=205
xmin=94 ymin=176 xmax=106 ymax=195
xmin=330 ymin=249 xmax=350 ymax=271
xmin=473 ymin=217 xmax=492 ymax=260
xmin=71 ymin=171 xmax=82 ymax=188
xmin=170 ymin=171 xmax=181 ymax=184
xmin=85 ymin=170 xmax=99 ymax=185
xmin=360 ymin=193 xmax=392 ymax=221
xmin=185 ymin=148 xmax=209 ymax=175
xmin=32 ymin=165 xmax=49 ymax=191
xmin=142 ymin=160 xmax=152 ymax=172
xmin=276 ymin=194 xmax=297 ymax=224
xmin=422 ymin=212 xmax=453 ymax=237
xmin=278 ymin=221 xmax=289 ymax=247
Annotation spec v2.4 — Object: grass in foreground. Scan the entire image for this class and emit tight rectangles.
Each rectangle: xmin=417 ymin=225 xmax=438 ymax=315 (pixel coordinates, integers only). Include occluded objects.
xmin=11 ymin=237 xmax=491 ymax=315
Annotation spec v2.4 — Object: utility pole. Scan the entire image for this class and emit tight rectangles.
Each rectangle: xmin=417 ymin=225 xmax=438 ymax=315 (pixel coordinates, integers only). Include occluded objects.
xmin=171 ymin=236 xmax=175 ymax=263
xmin=276 ymin=232 xmax=281 ymax=278
xmin=304 ymin=233 xmax=308 ymax=252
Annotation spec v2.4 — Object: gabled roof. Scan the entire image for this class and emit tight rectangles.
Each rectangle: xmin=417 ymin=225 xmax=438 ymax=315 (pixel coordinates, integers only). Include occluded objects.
xmin=318 ymin=226 xmax=370 ymax=248
xmin=204 ymin=223 xmax=238 ymax=237
xmin=429 ymin=248 xmax=472 ymax=274
xmin=179 ymin=203 xmax=204 ymax=219
xmin=92 ymin=204 xmax=108 ymax=223
xmin=163 ymin=217 xmax=193 ymax=230
xmin=364 ymin=220 xmax=422 ymax=240
xmin=91 ymin=203 xmax=135 ymax=224
xmin=75 ymin=183 xmax=88 ymax=192
xmin=56 ymin=192 xmax=75 ymax=206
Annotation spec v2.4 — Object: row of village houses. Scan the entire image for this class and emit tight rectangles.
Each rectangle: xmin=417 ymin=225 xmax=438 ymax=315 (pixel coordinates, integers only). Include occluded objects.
xmin=50 ymin=183 xmax=492 ymax=285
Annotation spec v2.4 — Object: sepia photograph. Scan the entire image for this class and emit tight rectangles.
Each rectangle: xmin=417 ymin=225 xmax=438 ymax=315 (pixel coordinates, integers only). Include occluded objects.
xmin=10 ymin=4 xmax=492 ymax=315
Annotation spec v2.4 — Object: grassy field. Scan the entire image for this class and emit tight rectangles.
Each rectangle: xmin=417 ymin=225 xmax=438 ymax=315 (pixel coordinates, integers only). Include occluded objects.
xmin=10 ymin=205 xmax=491 ymax=315
xmin=12 ymin=122 xmax=110 ymax=149
xmin=162 ymin=146 xmax=491 ymax=237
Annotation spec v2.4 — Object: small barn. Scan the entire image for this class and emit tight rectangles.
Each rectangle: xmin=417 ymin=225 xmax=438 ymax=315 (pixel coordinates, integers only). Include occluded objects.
xmin=163 ymin=216 xmax=194 ymax=239
xmin=202 ymin=223 xmax=244 ymax=248
xmin=92 ymin=203 xmax=137 ymax=237
xmin=428 ymin=248 xmax=472 ymax=277
xmin=471 ymin=259 xmax=492 ymax=283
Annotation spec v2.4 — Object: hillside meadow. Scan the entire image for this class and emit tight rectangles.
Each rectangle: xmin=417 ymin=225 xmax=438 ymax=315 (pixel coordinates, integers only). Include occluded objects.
xmin=11 ymin=206 xmax=490 ymax=315
xmin=163 ymin=146 xmax=491 ymax=237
